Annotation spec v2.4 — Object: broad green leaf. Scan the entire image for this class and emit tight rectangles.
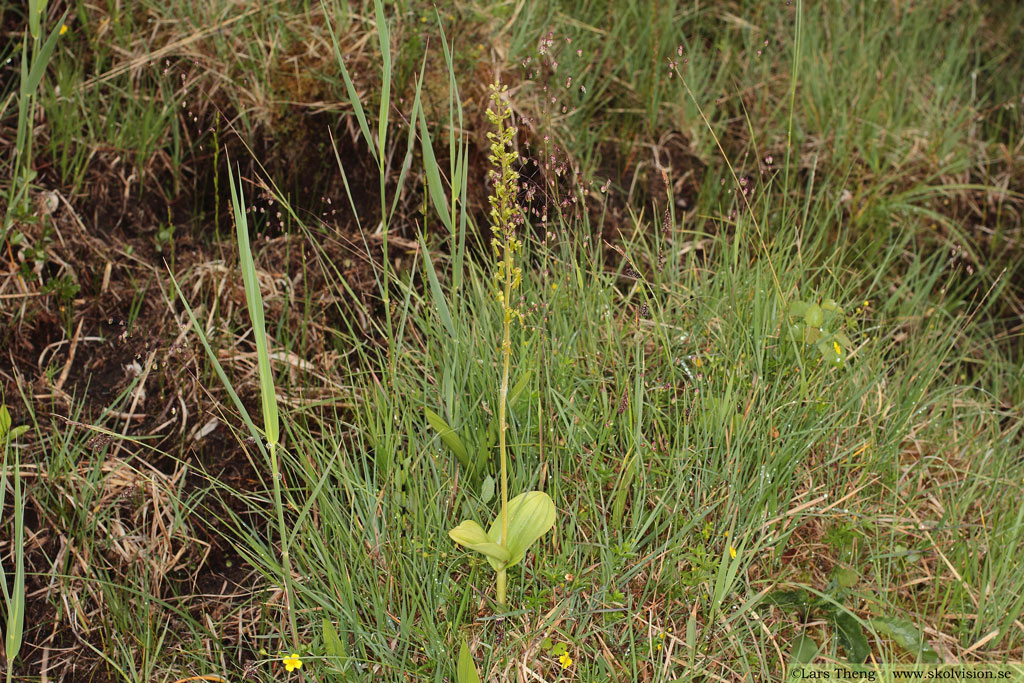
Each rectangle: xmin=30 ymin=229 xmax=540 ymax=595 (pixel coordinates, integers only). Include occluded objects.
xmin=870 ymin=617 xmax=940 ymax=664
xmin=322 ymin=618 xmax=347 ymax=667
xmin=480 ymin=475 xmax=495 ymax=504
xmin=835 ymin=612 xmax=870 ymax=664
xmin=789 ymin=300 xmax=811 ymax=318
xmin=487 ymin=491 xmax=556 ymax=568
xmin=835 ymin=568 xmax=859 ymax=588
xmin=821 ymin=298 xmax=840 ymax=312
xmin=425 ymin=408 xmax=471 ymax=470
xmin=804 ymin=326 xmax=822 ymax=344
xmin=788 ymin=632 xmax=819 ymax=668
xmin=550 ymin=642 xmax=567 ymax=656
xmin=457 ymin=640 xmax=481 ymax=683
xmin=804 ymin=303 xmax=824 ymax=327
xmin=449 ymin=520 xmax=510 ymax=566
xmin=817 ymin=339 xmax=843 ymax=365
xmin=9 ymin=426 xmax=28 ymax=440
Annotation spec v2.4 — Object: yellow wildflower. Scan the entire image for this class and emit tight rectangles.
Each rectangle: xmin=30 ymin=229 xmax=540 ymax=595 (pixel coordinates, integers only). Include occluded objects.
xmin=729 ymin=546 xmax=737 ymax=559
xmin=283 ymin=653 xmax=302 ymax=672
xmin=559 ymin=651 xmax=573 ymax=669
xmin=60 ymin=24 xmax=69 ymax=35
xmin=833 ymin=341 xmax=842 ymax=356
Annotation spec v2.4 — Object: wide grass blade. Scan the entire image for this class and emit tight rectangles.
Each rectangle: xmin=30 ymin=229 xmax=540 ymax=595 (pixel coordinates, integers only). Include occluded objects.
xmin=419 ymin=233 xmax=456 ymax=338
xmin=322 ymin=0 xmax=377 ymax=165
xmin=227 ymin=161 xmax=279 ymax=448
xmin=1 ymin=424 xmax=25 ymax=679
xmin=425 ymin=407 xmax=471 ymax=471
xmin=23 ymin=12 xmax=67 ymax=96
xmin=457 ymin=640 xmax=481 ymax=683
xmin=419 ymin=109 xmax=454 ymax=235
xmin=374 ymin=0 xmax=390 ymax=160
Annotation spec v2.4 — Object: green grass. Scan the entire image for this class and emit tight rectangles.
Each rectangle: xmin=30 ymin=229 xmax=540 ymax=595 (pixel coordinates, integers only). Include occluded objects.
xmin=1 ymin=0 xmax=1022 ymax=681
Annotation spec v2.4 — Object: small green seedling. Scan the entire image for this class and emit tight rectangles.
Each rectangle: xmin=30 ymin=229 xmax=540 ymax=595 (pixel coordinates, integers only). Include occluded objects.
xmin=0 ymin=405 xmax=29 ymax=443
xmin=785 ymin=297 xmax=852 ymax=366
xmin=540 ymin=638 xmax=569 ymax=657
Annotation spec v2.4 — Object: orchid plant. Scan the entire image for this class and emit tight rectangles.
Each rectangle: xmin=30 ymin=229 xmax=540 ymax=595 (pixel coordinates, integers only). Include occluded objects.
xmin=447 ymin=83 xmax=556 ymax=607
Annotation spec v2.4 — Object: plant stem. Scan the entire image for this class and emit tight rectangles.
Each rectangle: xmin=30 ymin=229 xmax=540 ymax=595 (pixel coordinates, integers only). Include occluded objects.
xmin=496 ymin=568 xmax=507 ymax=606
xmin=497 ymin=229 xmax=513 ymax=607
xmin=269 ymin=442 xmax=300 ymax=648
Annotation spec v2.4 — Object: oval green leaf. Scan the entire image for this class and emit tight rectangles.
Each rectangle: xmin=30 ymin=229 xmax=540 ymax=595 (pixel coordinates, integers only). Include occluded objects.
xmin=789 ymin=632 xmax=819 ymax=668
xmin=835 ymin=568 xmax=859 ymax=588
xmin=870 ymin=617 xmax=940 ymax=664
xmin=835 ymin=612 xmax=870 ymax=664
xmin=817 ymin=339 xmax=842 ymax=364
xmin=805 ymin=304 xmax=824 ymax=328
xmin=449 ymin=520 xmax=510 ymax=566
xmin=488 ymin=491 xmax=556 ymax=568
xmin=480 ymin=475 xmax=495 ymax=504
xmin=789 ymin=300 xmax=811 ymax=318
